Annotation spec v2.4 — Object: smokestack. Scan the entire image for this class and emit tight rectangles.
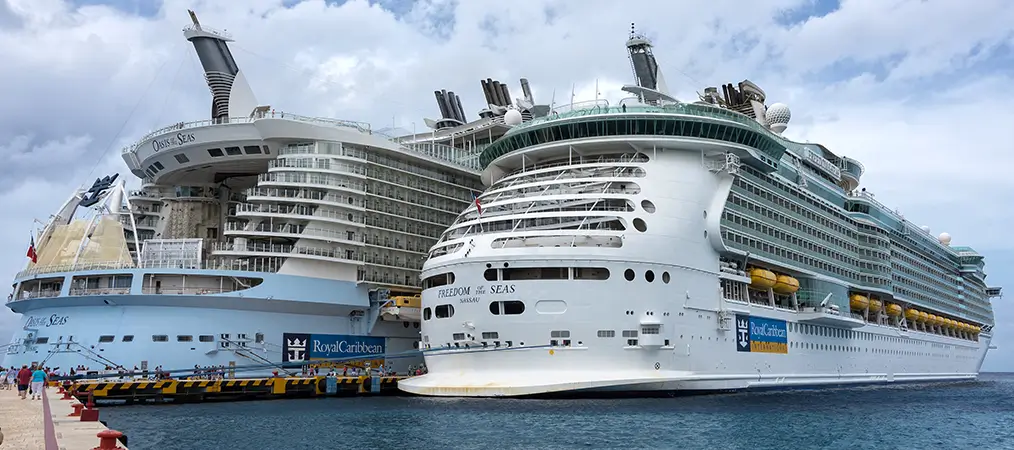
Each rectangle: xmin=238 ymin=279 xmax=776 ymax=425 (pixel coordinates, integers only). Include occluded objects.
xmin=442 ymin=90 xmax=457 ymax=120
xmin=500 ymin=83 xmax=511 ymax=106
xmin=520 ymin=78 xmax=533 ymax=102
xmin=479 ymin=80 xmax=493 ymax=105
xmin=434 ymin=91 xmax=450 ymax=119
xmin=446 ymin=91 xmax=462 ymax=121
xmin=491 ymin=80 xmax=504 ymax=106
xmin=454 ymin=95 xmax=466 ymax=122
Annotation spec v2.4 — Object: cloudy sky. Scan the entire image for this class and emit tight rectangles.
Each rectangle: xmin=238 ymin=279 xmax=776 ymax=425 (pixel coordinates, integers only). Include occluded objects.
xmin=1 ymin=0 xmax=1012 ymax=370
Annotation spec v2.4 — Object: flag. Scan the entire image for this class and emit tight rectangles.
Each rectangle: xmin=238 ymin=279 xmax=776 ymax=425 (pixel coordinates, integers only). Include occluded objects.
xmin=26 ymin=235 xmax=38 ymax=264
xmin=472 ymin=191 xmax=482 ymax=216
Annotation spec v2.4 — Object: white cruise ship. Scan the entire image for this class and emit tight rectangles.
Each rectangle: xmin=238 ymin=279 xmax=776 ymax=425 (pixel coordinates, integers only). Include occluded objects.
xmin=2 ymin=11 xmax=549 ymax=377
xmin=399 ymin=24 xmax=1004 ymax=397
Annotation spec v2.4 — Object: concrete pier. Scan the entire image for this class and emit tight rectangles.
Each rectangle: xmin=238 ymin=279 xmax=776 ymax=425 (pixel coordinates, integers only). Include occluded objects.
xmin=0 ymin=385 xmax=128 ymax=449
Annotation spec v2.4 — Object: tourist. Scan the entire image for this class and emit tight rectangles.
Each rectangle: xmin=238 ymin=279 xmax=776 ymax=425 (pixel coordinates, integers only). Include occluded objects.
xmin=30 ymin=365 xmax=47 ymax=400
xmin=16 ymin=365 xmax=32 ymax=399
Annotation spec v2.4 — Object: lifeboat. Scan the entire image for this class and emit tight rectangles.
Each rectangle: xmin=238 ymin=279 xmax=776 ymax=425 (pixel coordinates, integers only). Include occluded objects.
xmin=919 ymin=311 xmax=930 ymax=322
xmin=885 ymin=303 xmax=902 ymax=317
xmin=749 ymin=268 xmax=777 ymax=290
xmin=772 ymin=275 xmax=800 ymax=295
xmin=960 ymin=323 xmax=971 ymax=332
xmin=928 ymin=314 xmax=939 ymax=326
xmin=849 ymin=294 xmax=870 ymax=310
xmin=904 ymin=308 xmax=920 ymax=322
xmin=971 ymin=326 xmax=981 ymax=334
xmin=946 ymin=319 xmax=956 ymax=329
xmin=868 ymin=299 xmax=883 ymax=312
xmin=380 ymin=295 xmax=422 ymax=321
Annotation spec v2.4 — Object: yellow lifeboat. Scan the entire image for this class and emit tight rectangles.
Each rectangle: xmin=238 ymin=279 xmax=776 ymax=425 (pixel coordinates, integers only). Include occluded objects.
xmin=885 ymin=303 xmax=902 ymax=317
xmin=749 ymin=268 xmax=777 ymax=290
xmin=772 ymin=275 xmax=800 ymax=295
xmin=946 ymin=319 xmax=956 ymax=329
xmin=928 ymin=314 xmax=939 ymax=326
xmin=971 ymin=326 xmax=981 ymax=334
xmin=850 ymin=294 xmax=870 ymax=310
xmin=868 ymin=299 xmax=883 ymax=312
xmin=919 ymin=311 xmax=930 ymax=322
xmin=961 ymin=323 xmax=971 ymax=332
xmin=904 ymin=308 xmax=920 ymax=322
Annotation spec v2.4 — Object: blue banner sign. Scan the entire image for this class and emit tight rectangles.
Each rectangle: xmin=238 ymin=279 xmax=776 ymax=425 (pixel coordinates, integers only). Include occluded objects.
xmin=282 ymin=333 xmax=386 ymax=364
xmin=735 ymin=314 xmax=788 ymax=354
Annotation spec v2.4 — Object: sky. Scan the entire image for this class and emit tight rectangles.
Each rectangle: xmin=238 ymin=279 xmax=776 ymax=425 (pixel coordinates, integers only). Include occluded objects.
xmin=0 ymin=0 xmax=1011 ymax=369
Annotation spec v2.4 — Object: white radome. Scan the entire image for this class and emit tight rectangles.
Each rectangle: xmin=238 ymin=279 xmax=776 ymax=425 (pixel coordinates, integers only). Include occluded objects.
xmin=504 ymin=109 xmax=523 ymax=126
xmin=921 ymin=225 xmax=931 ymax=233
xmin=938 ymin=232 xmax=952 ymax=245
xmin=766 ymin=103 xmax=791 ymax=125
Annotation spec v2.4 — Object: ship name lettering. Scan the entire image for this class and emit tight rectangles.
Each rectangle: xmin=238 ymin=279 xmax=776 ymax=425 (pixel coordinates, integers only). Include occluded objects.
xmin=26 ymin=314 xmax=69 ymax=328
xmin=151 ymin=132 xmax=196 ymax=153
xmin=488 ymin=284 xmax=516 ymax=295
xmin=749 ymin=322 xmax=787 ymax=339
xmin=438 ymin=286 xmax=471 ymax=299
xmin=458 ymin=297 xmax=481 ymax=304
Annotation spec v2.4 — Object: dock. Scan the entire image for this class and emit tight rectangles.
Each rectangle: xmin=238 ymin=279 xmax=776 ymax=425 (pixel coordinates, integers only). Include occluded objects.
xmin=0 ymin=385 xmax=128 ymax=450
xmin=66 ymin=375 xmax=406 ymax=404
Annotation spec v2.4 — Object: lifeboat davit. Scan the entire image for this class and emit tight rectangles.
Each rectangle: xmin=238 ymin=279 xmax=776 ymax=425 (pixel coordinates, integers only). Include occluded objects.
xmin=772 ymin=275 xmax=800 ymax=295
xmin=904 ymin=308 xmax=921 ymax=321
xmin=885 ymin=303 xmax=902 ymax=317
xmin=749 ymin=268 xmax=777 ymax=290
xmin=868 ymin=299 xmax=883 ymax=312
xmin=849 ymin=294 xmax=870 ymax=310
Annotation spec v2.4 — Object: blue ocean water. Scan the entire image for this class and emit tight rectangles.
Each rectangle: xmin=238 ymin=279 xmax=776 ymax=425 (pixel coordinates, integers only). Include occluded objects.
xmin=102 ymin=373 xmax=1014 ymax=450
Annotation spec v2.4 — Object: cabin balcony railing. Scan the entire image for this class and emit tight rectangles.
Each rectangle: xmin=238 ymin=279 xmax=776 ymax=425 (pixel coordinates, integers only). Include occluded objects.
xmin=139 ymin=287 xmax=233 ymax=295
xmin=68 ymin=287 xmax=130 ymax=297
xmin=7 ymin=289 xmax=62 ymax=303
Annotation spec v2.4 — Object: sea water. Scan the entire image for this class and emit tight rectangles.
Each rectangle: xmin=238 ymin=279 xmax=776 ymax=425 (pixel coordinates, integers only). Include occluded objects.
xmin=102 ymin=373 xmax=1014 ymax=450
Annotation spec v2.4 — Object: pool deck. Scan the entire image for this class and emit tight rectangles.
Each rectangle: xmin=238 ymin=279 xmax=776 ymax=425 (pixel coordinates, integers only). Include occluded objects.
xmin=0 ymin=385 xmax=128 ymax=449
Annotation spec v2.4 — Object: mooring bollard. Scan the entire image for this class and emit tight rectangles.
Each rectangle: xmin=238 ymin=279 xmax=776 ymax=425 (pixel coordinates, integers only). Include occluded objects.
xmin=92 ymin=429 xmax=124 ymax=450
xmin=80 ymin=391 xmax=100 ymax=422
xmin=69 ymin=402 xmax=86 ymax=417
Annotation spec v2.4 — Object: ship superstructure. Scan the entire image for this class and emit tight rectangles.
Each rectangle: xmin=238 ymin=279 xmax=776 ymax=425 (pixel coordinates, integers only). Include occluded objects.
xmin=399 ymin=24 xmax=1003 ymax=397
xmin=2 ymin=11 xmax=540 ymax=376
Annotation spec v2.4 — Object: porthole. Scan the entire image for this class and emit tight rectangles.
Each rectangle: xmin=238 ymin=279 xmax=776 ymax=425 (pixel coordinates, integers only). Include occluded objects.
xmin=703 ymin=210 xmax=708 ymax=219
xmin=645 ymin=270 xmax=655 ymax=282
xmin=641 ymin=200 xmax=656 ymax=213
xmin=662 ymin=272 xmax=671 ymax=283
xmin=632 ymin=218 xmax=647 ymax=232
xmin=624 ymin=269 xmax=635 ymax=281
xmin=704 ymin=230 xmax=708 ymax=238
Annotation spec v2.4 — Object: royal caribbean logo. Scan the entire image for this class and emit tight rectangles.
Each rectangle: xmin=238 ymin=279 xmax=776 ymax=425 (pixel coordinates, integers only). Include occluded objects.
xmin=282 ymin=333 xmax=310 ymax=363
xmin=735 ymin=314 xmax=788 ymax=354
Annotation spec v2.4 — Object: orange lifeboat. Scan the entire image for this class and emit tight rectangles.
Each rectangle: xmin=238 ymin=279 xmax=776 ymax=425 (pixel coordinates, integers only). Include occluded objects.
xmin=850 ymin=294 xmax=870 ymax=311
xmin=749 ymin=268 xmax=777 ymax=290
xmin=904 ymin=308 xmax=920 ymax=322
xmin=772 ymin=275 xmax=800 ymax=295
xmin=919 ymin=311 xmax=930 ymax=322
xmin=885 ymin=303 xmax=902 ymax=317
xmin=868 ymin=299 xmax=883 ymax=312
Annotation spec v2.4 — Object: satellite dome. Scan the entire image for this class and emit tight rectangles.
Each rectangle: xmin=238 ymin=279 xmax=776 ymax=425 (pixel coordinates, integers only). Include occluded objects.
xmin=766 ymin=103 xmax=791 ymax=134
xmin=938 ymin=232 xmax=952 ymax=245
xmin=504 ymin=109 xmax=523 ymax=126
xmin=920 ymin=225 xmax=930 ymax=233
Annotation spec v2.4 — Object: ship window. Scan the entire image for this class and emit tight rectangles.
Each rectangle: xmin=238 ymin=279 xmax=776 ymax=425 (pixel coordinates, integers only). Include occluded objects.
xmin=435 ymin=304 xmax=455 ymax=319
xmin=98 ymin=335 xmax=114 ymax=343
xmin=550 ymin=330 xmax=570 ymax=338
xmin=422 ymin=272 xmax=455 ymax=289
xmin=177 ymin=335 xmax=193 ymax=342
xmin=481 ymin=332 xmax=499 ymax=339
xmin=502 ymin=301 xmax=525 ymax=315
xmin=262 ymin=145 xmax=271 ymax=154
xmin=121 ymin=335 xmax=134 ymax=342
xmin=452 ymin=333 xmax=466 ymax=341
xmin=207 ymin=148 xmax=224 ymax=157
xmin=35 ymin=337 xmax=49 ymax=344
xmin=502 ymin=267 xmax=567 ymax=280
xmin=622 ymin=330 xmax=638 ymax=337
xmin=645 ymin=270 xmax=655 ymax=282
xmin=642 ymin=325 xmax=660 ymax=335
xmin=483 ymin=269 xmax=498 ymax=281
xmin=423 ymin=308 xmax=432 ymax=320
xmin=243 ymin=145 xmax=262 ymax=154
xmin=152 ymin=335 xmax=169 ymax=342
xmin=224 ymin=146 xmax=242 ymax=156
xmin=153 ymin=161 xmax=165 ymax=170
xmin=632 ymin=218 xmax=647 ymax=232
xmin=624 ymin=269 xmax=635 ymax=281
xmin=174 ymin=154 xmax=190 ymax=164
xmin=199 ymin=335 xmax=214 ymax=342
xmin=597 ymin=330 xmax=615 ymax=338
xmin=662 ymin=272 xmax=671 ymax=283
xmin=641 ymin=200 xmax=656 ymax=213
xmin=573 ymin=267 xmax=609 ymax=280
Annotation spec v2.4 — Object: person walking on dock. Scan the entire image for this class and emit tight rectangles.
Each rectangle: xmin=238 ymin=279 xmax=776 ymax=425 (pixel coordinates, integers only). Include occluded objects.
xmin=30 ymin=365 xmax=47 ymax=400
xmin=16 ymin=365 xmax=31 ymax=399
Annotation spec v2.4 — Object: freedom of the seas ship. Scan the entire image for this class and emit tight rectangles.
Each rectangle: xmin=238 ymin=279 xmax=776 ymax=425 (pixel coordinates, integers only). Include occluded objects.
xmin=2 ymin=11 xmax=550 ymax=376
xmin=398 ymin=24 xmax=1004 ymax=397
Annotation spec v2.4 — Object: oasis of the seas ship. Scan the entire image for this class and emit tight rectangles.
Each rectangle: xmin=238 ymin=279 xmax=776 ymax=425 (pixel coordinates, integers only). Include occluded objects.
xmin=3 ymin=11 xmax=549 ymax=376
xmin=398 ymin=25 xmax=1004 ymax=397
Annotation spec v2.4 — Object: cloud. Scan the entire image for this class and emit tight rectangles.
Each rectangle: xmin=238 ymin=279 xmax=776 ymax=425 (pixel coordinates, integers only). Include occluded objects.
xmin=1 ymin=0 xmax=1013 ymax=371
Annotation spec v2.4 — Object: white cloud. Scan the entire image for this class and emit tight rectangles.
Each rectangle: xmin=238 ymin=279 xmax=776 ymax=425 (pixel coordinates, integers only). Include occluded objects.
xmin=1 ymin=0 xmax=1013 ymax=370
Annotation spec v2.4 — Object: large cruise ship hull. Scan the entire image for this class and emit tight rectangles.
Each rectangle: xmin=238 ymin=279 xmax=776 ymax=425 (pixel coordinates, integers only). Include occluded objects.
xmin=4 ymin=269 xmax=421 ymax=376
xmin=398 ymin=270 xmax=989 ymax=397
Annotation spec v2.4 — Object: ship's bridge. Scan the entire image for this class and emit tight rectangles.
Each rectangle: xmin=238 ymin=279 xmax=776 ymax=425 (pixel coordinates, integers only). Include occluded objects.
xmin=120 ymin=111 xmax=389 ymax=186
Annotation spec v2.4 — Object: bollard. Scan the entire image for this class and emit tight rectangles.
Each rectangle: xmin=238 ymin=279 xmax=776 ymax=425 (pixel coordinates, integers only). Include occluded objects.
xmin=61 ymin=386 xmax=74 ymax=400
xmin=80 ymin=391 xmax=100 ymax=422
xmin=92 ymin=429 xmax=124 ymax=450
xmin=69 ymin=403 xmax=85 ymax=417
